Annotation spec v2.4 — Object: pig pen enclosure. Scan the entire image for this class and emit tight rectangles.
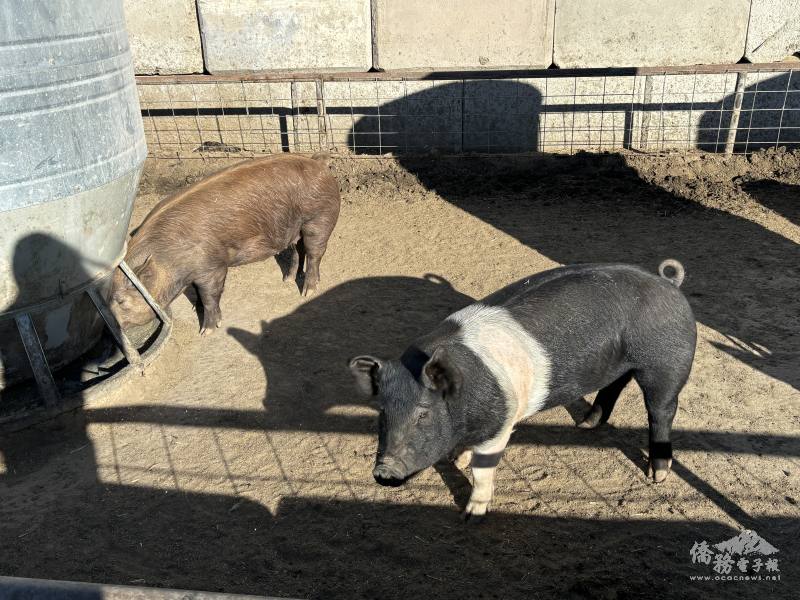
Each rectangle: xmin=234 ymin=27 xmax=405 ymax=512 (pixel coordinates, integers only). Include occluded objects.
xmin=2 ymin=64 xmax=800 ymax=599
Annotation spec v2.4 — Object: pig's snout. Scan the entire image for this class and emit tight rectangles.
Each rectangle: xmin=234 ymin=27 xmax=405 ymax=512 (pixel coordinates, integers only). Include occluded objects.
xmin=373 ymin=459 xmax=408 ymax=487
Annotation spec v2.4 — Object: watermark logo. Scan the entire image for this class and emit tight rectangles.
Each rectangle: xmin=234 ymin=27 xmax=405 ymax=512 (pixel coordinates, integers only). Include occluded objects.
xmin=689 ymin=530 xmax=780 ymax=582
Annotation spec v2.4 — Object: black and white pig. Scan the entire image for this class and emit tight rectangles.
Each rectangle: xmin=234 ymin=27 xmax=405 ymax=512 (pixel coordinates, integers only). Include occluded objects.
xmin=349 ymin=260 xmax=696 ymax=520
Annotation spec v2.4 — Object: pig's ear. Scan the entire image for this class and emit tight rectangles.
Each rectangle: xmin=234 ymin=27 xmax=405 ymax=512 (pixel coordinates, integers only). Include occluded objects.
xmin=348 ymin=355 xmax=382 ymax=396
xmin=130 ymin=255 xmax=155 ymax=284
xmin=137 ymin=254 xmax=154 ymax=272
xmin=421 ymin=347 xmax=462 ymax=396
xmin=136 ymin=254 xmax=158 ymax=285
xmin=119 ymin=256 xmax=150 ymax=289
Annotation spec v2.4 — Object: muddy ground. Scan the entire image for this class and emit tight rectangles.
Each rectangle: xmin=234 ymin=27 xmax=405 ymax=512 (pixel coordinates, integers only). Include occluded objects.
xmin=1 ymin=149 xmax=799 ymax=599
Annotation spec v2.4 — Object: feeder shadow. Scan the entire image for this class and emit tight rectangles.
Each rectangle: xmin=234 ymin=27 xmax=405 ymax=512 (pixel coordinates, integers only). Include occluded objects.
xmin=0 ymin=233 xmax=135 ymax=409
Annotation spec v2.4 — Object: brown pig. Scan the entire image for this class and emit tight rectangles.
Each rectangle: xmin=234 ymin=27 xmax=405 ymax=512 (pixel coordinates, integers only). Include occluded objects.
xmin=110 ymin=153 xmax=340 ymax=334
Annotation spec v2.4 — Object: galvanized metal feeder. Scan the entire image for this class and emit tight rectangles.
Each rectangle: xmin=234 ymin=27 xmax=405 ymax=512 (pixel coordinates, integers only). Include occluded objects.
xmin=0 ymin=0 xmax=168 ymax=428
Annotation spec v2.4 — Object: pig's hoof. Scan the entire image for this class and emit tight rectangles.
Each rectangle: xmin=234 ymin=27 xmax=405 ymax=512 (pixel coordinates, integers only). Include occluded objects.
xmin=577 ymin=406 xmax=603 ymax=429
xmin=462 ymin=500 xmax=490 ymax=523
xmin=647 ymin=458 xmax=673 ymax=483
xmin=301 ymin=283 xmax=318 ymax=297
xmin=200 ymin=321 xmax=221 ymax=336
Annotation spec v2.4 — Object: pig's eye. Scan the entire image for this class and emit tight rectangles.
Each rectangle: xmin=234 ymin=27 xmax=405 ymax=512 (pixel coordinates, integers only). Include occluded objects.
xmin=417 ymin=410 xmax=430 ymax=424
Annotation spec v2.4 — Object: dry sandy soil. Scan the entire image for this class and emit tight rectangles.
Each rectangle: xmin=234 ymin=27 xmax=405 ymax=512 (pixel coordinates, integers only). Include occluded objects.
xmin=1 ymin=149 xmax=799 ymax=599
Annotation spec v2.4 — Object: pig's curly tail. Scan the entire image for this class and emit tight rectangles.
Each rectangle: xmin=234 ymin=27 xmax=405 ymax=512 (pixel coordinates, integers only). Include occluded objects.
xmin=658 ymin=259 xmax=685 ymax=287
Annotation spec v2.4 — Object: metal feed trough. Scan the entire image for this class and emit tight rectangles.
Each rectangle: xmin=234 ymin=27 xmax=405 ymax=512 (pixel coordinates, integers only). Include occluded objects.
xmin=0 ymin=0 xmax=170 ymax=429
xmin=0 ymin=259 xmax=170 ymax=410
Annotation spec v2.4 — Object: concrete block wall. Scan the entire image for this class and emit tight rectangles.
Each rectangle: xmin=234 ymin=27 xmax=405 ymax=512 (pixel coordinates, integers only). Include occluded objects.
xmin=372 ymin=0 xmax=554 ymax=70
xmin=746 ymin=0 xmax=800 ymax=63
xmin=129 ymin=3 xmax=799 ymax=155
xmin=123 ymin=0 xmax=203 ymax=74
xmin=124 ymin=1 xmax=800 ymax=75
xmin=195 ymin=0 xmax=372 ymax=72
xmin=553 ymin=0 xmax=751 ymax=68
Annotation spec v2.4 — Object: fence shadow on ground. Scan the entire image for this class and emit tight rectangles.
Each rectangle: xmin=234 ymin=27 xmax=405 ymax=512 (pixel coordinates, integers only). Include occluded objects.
xmin=0 ymin=408 xmax=796 ymax=599
xmin=2 ymin=266 xmax=798 ymax=597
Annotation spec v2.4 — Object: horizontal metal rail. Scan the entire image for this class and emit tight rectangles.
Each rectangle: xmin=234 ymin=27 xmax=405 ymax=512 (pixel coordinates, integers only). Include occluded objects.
xmin=0 ymin=576 xmax=291 ymax=600
xmin=135 ymin=61 xmax=800 ymax=85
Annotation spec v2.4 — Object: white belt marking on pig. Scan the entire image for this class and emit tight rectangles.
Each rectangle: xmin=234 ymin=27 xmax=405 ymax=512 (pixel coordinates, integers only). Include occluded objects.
xmin=447 ymin=304 xmax=551 ymax=424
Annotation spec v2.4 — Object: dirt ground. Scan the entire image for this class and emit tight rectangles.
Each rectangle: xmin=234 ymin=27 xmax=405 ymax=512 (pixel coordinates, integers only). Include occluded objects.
xmin=1 ymin=149 xmax=799 ymax=599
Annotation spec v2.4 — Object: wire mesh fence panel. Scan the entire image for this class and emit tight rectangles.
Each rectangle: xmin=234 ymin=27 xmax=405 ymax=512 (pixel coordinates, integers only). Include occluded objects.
xmin=136 ymin=66 xmax=800 ymax=158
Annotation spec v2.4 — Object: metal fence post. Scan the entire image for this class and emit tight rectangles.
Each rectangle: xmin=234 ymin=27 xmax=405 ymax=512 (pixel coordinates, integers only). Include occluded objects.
xmin=724 ymin=71 xmax=748 ymax=155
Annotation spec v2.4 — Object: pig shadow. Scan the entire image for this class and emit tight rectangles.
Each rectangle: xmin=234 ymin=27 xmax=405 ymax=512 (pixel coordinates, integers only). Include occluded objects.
xmin=229 ymin=272 xmax=486 ymax=513
xmin=346 ymin=80 xmax=800 ymax=392
xmin=228 ymin=274 xmax=473 ymax=435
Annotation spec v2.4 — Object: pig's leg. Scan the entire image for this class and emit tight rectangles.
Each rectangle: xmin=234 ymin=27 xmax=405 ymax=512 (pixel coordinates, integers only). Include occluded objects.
xmin=449 ymin=447 xmax=473 ymax=470
xmin=299 ymin=226 xmax=329 ymax=297
xmin=196 ymin=267 xmax=227 ymax=335
xmin=283 ymin=245 xmax=300 ymax=283
xmin=283 ymin=238 xmax=305 ymax=283
xmin=637 ymin=371 xmax=680 ymax=483
xmin=303 ymin=254 xmax=321 ymax=296
xmin=578 ymin=371 xmax=633 ymax=429
xmin=464 ymin=429 xmax=512 ymax=522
